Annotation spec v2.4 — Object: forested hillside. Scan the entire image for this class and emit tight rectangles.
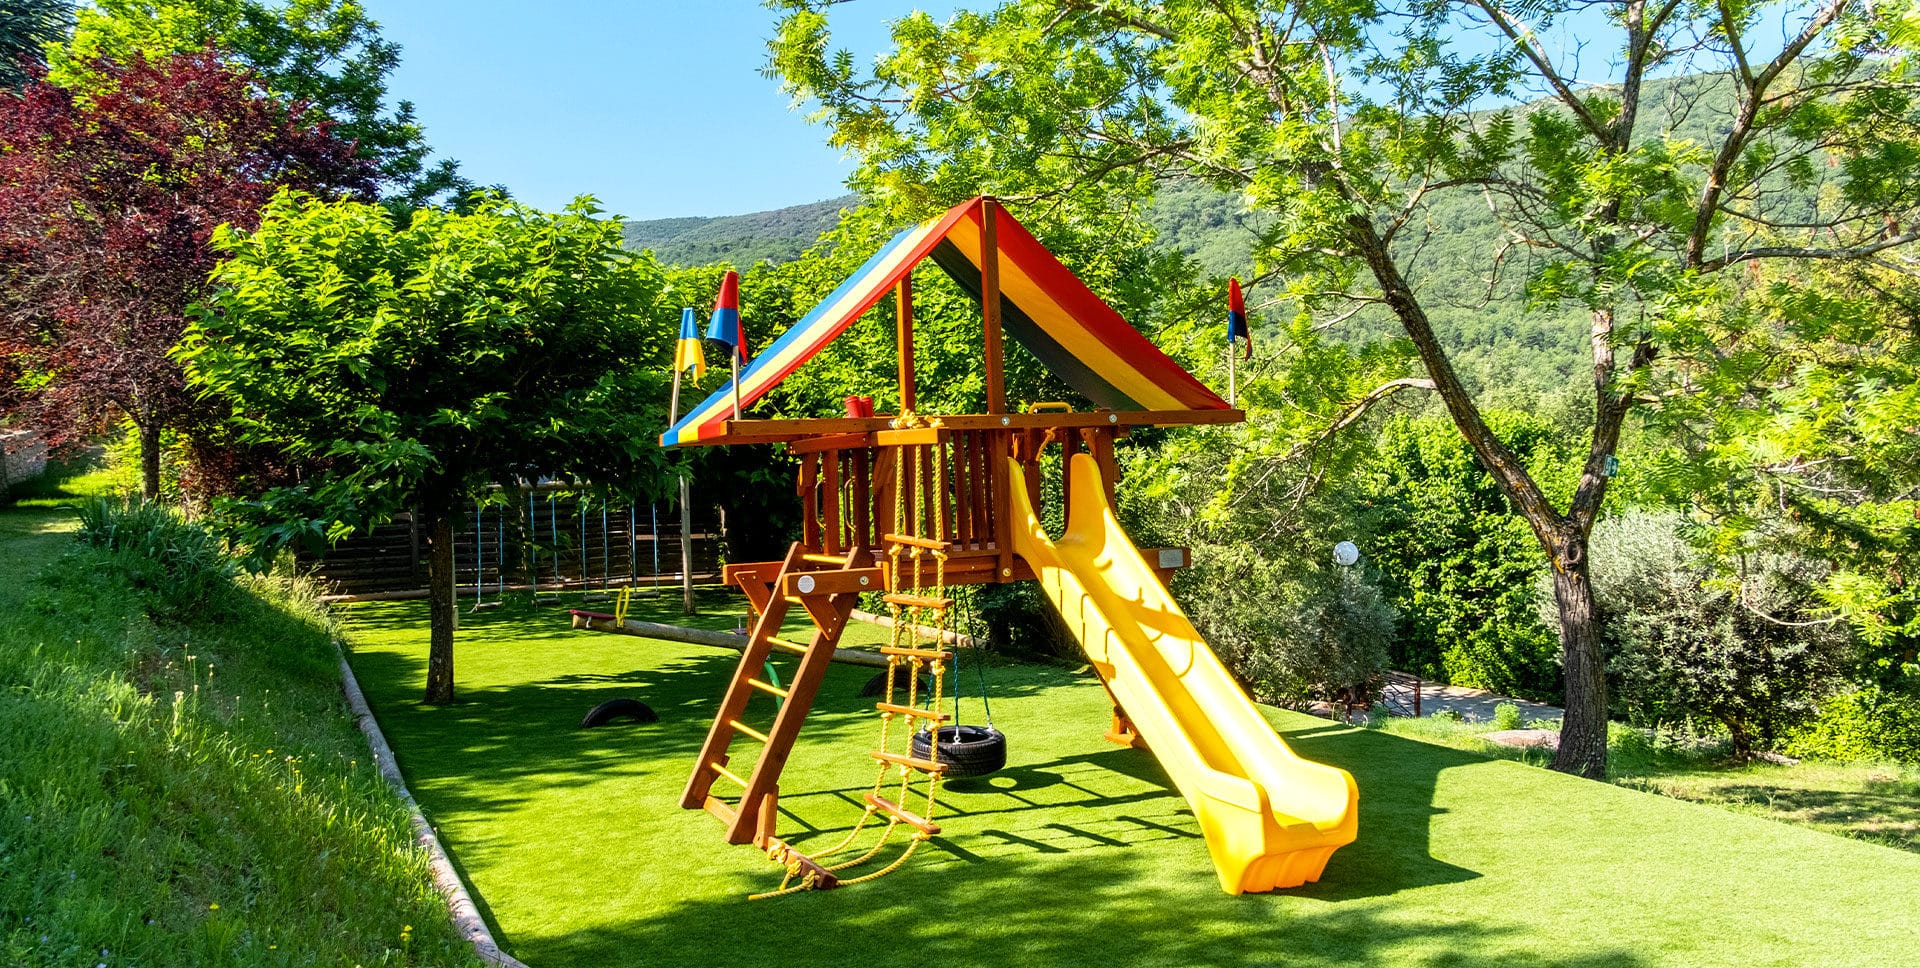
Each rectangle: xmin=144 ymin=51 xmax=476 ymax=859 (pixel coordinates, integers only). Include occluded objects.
xmin=622 ymin=194 xmax=855 ymax=266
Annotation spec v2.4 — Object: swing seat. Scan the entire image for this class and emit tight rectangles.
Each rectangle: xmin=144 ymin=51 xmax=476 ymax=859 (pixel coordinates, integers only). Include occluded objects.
xmin=569 ymin=609 xmax=618 ymax=629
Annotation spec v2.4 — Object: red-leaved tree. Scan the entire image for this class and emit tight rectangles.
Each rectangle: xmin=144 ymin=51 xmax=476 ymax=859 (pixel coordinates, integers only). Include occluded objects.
xmin=0 ymin=50 xmax=373 ymax=498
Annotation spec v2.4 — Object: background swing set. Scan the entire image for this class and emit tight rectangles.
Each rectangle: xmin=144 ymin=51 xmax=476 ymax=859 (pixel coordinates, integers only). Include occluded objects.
xmin=647 ymin=196 xmax=1361 ymax=897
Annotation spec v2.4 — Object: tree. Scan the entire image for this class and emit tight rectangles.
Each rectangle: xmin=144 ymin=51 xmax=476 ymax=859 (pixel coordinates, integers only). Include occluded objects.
xmin=179 ymin=191 xmax=675 ymax=705
xmin=0 ymin=0 xmax=71 ymax=87
xmin=769 ymin=0 xmax=1920 ymax=776
xmin=0 ymin=50 xmax=372 ymax=498
xmin=47 ymin=0 xmax=471 ymax=206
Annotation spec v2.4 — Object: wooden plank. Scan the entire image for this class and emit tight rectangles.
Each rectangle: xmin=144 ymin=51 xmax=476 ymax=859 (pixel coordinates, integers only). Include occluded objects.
xmin=787 ymin=432 xmax=872 ymax=456
xmin=874 ymin=426 xmax=946 ymax=447
xmin=992 ymin=431 xmax=1014 ymax=578
xmin=864 ymin=792 xmax=941 ymax=836
xmin=679 ymin=408 xmax=1246 ymax=446
xmin=823 ymin=449 xmax=842 ymax=555
xmin=982 ymin=198 xmax=1006 ymax=415
xmin=780 ymin=567 xmax=884 ymax=597
xmin=1090 ymin=427 xmax=1119 ymax=505
xmin=799 ymin=453 xmax=821 ymax=550
xmin=970 ymin=430 xmax=991 ymax=550
xmin=896 ymin=275 xmax=916 ymax=411
xmin=952 ymin=431 xmax=973 ymax=547
xmin=851 ymin=449 xmax=872 ymax=549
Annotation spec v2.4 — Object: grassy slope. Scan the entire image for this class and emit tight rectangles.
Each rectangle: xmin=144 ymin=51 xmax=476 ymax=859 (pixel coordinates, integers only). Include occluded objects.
xmin=0 ymin=481 xmax=476 ymax=966
xmin=346 ymin=595 xmax=1920 ymax=968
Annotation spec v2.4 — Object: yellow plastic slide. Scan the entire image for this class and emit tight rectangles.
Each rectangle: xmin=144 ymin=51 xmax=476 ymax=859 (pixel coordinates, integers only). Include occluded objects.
xmin=1009 ymin=454 xmax=1358 ymax=893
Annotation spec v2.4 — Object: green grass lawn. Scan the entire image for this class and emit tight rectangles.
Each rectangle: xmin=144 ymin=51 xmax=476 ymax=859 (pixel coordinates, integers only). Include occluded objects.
xmin=1368 ymin=713 xmax=1920 ymax=853
xmin=345 ymin=594 xmax=1920 ymax=968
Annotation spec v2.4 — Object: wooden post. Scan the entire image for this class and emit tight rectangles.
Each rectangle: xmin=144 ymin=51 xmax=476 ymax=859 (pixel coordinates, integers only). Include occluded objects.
xmin=896 ymin=276 xmax=916 ymax=412
xmin=981 ymin=198 xmax=1006 ymax=415
xmin=680 ymin=474 xmax=696 ymax=614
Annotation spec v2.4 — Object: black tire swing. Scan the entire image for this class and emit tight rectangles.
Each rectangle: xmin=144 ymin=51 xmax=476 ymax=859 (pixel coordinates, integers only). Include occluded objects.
xmin=910 ymin=591 xmax=1006 ymax=778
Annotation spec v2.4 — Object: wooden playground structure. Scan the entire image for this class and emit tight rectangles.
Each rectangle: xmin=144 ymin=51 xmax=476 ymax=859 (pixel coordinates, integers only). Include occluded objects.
xmin=639 ymin=197 xmax=1355 ymax=896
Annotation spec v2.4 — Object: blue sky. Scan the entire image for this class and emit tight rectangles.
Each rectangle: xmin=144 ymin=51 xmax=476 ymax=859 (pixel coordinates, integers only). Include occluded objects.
xmin=363 ymin=2 xmax=953 ymax=221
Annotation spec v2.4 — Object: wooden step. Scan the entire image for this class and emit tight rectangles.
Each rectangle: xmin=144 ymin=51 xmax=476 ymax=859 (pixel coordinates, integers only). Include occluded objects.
xmin=728 ymin=719 xmax=770 ymax=743
xmin=871 ymin=750 xmax=947 ymax=774
xmin=882 ymin=592 xmax=953 ymax=611
xmin=882 ymin=533 xmax=951 ymax=551
xmin=880 ymin=646 xmax=952 ymax=661
xmin=864 ymin=792 xmax=941 ymax=836
xmin=702 ymin=795 xmax=739 ymax=826
xmin=875 ymin=702 xmax=947 ymax=722
xmin=748 ymin=677 xmax=789 ymax=699
xmin=765 ymin=636 xmax=809 ymax=655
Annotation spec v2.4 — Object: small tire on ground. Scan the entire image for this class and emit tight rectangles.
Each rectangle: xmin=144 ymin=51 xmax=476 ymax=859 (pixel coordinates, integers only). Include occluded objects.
xmin=580 ymin=698 xmax=658 ymax=728
xmin=911 ymin=724 xmax=1007 ymax=778
xmin=858 ymin=671 xmax=933 ymax=699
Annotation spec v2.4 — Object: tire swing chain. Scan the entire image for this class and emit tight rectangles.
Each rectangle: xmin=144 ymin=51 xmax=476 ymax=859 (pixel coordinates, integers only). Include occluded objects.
xmin=749 ymin=435 xmax=948 ymax=900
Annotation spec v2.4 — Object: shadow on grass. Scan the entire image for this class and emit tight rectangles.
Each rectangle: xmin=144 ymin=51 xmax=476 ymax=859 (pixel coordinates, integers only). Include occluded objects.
xmin=533 ymin=848 xmax=1635 ymax=968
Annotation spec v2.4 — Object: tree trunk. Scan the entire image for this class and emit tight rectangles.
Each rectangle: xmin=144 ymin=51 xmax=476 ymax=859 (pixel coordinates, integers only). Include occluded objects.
xmin=1549 ymin=535 xmax=1609 ymax=779
xmin=424 ymin=506 xmax=458 ymax=705
xmin=138 ymin=421 xmax=162 ymax=500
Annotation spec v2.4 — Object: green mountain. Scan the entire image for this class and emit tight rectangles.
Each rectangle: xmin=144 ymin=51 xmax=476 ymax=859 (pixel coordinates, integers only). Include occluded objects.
xmin=622 ymin=195 xmax=856 ymax=267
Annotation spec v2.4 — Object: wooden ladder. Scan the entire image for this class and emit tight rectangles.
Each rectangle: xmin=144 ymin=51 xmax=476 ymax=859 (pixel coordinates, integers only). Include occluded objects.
xmin=680 ymin=542 xmax=880 ymax=853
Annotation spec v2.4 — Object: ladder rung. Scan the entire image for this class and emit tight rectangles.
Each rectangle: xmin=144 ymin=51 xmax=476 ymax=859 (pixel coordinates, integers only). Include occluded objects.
xmin=883 ymin=533 xmax=950 ymax=551
xmin=864 ymin=792 xmax=941 ymax=836
xmin=748 ymin=677 xmax=790 ymax=699
xmin=800 ymin=553 xmax=848 ymax=565
xmin=881 ymin=646 xmax=951 ymax=661
xmin=729 ymin=719 xmax=770 ymax=744
xmin=702 ymin=795 xmax=739 ymax=825
xmin=709 ymin=761 xmax=749 ymax=787
xmin=765 ymin=636 xmax=809 ymax=655
xmin=883 ymin=592 xmax=953 ymax=610
xmin=871 ymin=750 xmax=947 ymax=774
xmin=875 ymin=702 xmax=947 ymax=721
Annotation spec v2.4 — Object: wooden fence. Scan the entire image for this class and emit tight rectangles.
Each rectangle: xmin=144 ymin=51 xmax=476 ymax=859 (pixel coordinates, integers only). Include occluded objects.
xmin=301 ymin=490 xmax=723 ymax=601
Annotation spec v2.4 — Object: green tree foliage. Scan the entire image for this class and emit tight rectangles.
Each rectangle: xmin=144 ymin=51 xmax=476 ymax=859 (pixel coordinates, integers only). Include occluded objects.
xmin=47 ymin=0 xmax=471 ymax=206
xmin=1586 ymin=511 xmax=1856 ymax=757
xmin=1641 ymin=257 xmax=1920 ymax=689
xmin=769 ymin=0 xmax=1920 ymax=777
xmin=1360 ymin=411 xmax=1573 ymax=702
xmin=0 ymin=0 xmax=71 ymax=86
xmin=178 ymin=191 xmax=673 ymax=704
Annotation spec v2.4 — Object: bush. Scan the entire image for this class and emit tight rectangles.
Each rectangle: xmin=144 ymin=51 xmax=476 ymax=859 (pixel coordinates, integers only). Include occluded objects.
xmin=1359 ymin=412 xmax=1574 ymax=703
xmin=1180 ymin=543 xmax=1397 ymax=705
xmin=1584 ymin=512 xmax=1856 ymax=757
xmin=1786 ymin=687 xmax=1920 ymax=764
xmin=75 ymin=496 xmax=237 ymax=615
xmin=1492 ymin=701 xmax=1523 ymax=731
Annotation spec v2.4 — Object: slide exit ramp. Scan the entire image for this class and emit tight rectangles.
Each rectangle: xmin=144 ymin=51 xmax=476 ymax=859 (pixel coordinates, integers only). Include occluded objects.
xmin=1010 ymin=454 xmax=1358 ymax=893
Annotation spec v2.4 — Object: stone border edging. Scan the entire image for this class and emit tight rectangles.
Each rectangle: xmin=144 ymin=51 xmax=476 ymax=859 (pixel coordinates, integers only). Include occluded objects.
xmin=334 ymin=643 xmax=530 ymax=968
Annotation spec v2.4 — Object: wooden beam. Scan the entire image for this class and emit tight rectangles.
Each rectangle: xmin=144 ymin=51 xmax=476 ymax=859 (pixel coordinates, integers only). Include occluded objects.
xmin=982 ymin=198 xmax=1006 ymax=414
xmin=679 ymin=408 xmax=1245 ymax=446
xmin=896 ymin=275 xmax=916 ymax=412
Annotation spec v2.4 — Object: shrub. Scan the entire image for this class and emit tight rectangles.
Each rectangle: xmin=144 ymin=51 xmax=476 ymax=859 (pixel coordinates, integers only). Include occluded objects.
xmin=1492 ymin=701 xmax=1523 ymax=731
xmin=1180 ymin=543 xmax=1397 ymax=705
xmin=1584 ymin=512 xmax=1856 ymax=757
xmin=1785 ymin=687 xmax=1920 ymax=764
xmin=75 ymin=496 xmax=237 ymax=615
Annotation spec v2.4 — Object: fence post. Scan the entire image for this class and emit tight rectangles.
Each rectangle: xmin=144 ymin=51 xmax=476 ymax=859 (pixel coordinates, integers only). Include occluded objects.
xmin=679 ymin=474 xmax=695 ymax=614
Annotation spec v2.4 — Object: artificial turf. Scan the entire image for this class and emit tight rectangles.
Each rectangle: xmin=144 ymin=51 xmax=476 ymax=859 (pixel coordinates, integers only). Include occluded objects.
xmin=343 ymin=593 xmax=1920 ymax=968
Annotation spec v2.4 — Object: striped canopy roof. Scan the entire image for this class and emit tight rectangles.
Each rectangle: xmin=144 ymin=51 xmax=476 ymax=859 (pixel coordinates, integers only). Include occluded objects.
xmin=660 ymin=197 xmax=1228 ymax=447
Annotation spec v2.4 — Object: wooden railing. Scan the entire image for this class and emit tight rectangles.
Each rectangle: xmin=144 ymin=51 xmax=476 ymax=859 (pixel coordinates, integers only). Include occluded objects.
xmin=792 ymin=423 xmax=1124 ymax=583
